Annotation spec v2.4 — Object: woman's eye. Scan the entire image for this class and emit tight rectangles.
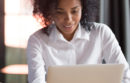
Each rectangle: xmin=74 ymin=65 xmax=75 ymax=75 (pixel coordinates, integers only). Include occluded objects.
xmin=72 ymin=10 xmax=78 ymax=14
xmin=56 ymin=11 xmax=64 ymax=14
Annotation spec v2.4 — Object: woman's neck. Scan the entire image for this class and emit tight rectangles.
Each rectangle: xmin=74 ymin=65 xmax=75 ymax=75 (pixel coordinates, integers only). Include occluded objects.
xmin=63 ymin=33 xmax=74 ymax=41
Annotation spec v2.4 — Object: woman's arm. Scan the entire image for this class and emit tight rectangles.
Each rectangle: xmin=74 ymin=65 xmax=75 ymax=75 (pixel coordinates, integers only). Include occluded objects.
xmin=100 ymin=24 xmax=130 ymax=83
xmin=27 ymin=35 xmax=46 ymax=83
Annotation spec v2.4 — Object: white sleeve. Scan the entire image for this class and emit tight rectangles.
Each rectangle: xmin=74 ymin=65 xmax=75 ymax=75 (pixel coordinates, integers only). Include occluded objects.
xmin=101 ymin=24 xmax=130 ymax=83
xmin=27 ymin=35 xmax=46 ymax=83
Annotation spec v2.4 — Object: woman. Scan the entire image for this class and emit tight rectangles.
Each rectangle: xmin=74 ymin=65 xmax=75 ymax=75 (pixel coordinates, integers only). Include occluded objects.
xmin=27 ymin=0 xmax=130 ymax=83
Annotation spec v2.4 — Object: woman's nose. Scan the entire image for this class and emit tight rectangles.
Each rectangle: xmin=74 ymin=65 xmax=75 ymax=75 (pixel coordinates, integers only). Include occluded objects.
xmin=64 ymin=13 xmax=72 ymax=22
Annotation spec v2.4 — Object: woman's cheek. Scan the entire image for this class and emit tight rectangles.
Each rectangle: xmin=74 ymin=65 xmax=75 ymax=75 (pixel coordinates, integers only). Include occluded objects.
xmin=54 ymin=15 xmax=64 ymax=22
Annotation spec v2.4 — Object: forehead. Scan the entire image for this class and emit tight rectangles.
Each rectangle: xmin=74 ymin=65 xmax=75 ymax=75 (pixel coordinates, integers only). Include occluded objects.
xmin=57 ymin=0 xmax=81 ymax=8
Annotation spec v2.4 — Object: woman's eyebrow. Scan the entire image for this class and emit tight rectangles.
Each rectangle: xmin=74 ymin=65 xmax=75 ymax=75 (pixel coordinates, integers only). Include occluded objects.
xmin=56 ymin=6 xmax=79 ymax=10
xmin=71 ymin=6 xmax=79 ymax=9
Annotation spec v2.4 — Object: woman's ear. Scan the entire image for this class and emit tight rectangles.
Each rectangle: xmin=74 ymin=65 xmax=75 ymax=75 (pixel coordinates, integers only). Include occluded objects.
xmin=50 ymin=16 xmax=55 ymax=24
xmin=52 ymin=21 xmax=55 ymax=24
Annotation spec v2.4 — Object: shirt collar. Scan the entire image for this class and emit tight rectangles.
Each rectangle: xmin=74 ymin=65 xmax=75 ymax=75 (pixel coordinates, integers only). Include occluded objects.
xmin=72 ymin=23 xmax=90 ymax=41
xmin=49 ymin=23 xmax=90 ymax=42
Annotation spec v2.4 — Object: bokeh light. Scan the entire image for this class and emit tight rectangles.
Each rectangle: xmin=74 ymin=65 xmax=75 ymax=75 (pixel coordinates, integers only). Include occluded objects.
xmin=1 ymin=64 xmax=28 ymax=75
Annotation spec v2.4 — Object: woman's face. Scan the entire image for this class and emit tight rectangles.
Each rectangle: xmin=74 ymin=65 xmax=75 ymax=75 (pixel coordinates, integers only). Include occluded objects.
xmin=52 ymin=0 xmax=82 ymax=38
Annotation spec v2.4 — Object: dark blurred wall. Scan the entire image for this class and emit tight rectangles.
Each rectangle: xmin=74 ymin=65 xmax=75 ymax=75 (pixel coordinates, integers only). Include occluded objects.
xmin=0 ymin=0 xmax=5 ymax=82
xmin=100 ymin=0 xmax=130 ymax=62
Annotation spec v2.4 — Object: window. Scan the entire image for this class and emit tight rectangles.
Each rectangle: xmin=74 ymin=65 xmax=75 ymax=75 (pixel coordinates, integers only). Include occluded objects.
xmin=3 ymin=0 xmax=42 ymax=82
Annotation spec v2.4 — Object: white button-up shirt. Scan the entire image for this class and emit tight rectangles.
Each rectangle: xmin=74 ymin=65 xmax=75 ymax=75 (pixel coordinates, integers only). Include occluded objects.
xmin=27 ymin=22 xmax=130 ymax=83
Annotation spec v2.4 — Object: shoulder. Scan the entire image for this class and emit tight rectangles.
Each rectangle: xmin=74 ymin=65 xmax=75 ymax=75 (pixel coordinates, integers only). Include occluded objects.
xmin=91 ymin=22 xmax=113 ymax=36
xmin=28 ymin=28 xmax=49 ymax=45
xmin=30 ymin=28 xmax=46 ymax=38
xmin=83 ymin=22 xmax=111 ymax=33
xmin=29 ymin=24 xmax=56 ymax=40
xmin=85 ymin=22 xmax=116 ymax=42
xmin=91 ymin=22 xmax=116 ymax=43
xmin=92 ymin=22 xmax=111 ymax=31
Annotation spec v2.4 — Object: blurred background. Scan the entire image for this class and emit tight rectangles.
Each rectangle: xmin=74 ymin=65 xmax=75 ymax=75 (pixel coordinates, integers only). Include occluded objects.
xmin=0 ymin=0 xmax=130 ymax=83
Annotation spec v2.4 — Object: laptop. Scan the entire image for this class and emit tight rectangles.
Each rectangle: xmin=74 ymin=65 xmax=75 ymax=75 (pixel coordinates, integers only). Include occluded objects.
xmin=47 ymin=64 xmax=124 ymax=83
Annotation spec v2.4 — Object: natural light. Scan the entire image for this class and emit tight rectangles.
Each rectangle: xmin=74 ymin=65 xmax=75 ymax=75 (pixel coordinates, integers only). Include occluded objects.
xmin=1 ymin=64 xmax=28 ymax=74
xmin=4 ymin=0 xmax=42 ymax=48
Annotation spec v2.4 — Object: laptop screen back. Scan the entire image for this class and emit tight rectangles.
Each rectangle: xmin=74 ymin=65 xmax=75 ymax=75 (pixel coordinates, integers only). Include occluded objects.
xmin=47 ymin=64 xmax=124 ymax=83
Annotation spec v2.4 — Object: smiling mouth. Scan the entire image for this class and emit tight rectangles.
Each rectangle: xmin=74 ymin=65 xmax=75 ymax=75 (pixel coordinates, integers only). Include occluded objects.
xmin=63 ymin=26 xmax=73 ymax=31
xmin=63 ymin=25 xmax=74 ymax=28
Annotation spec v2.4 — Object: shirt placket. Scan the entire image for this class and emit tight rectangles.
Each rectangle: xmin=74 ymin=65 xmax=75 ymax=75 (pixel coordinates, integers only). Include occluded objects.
xmin=68 ymin=44 xmax=76 ymax=65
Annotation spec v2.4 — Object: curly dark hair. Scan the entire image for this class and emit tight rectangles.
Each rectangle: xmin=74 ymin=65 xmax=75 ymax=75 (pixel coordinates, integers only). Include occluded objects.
xmin=32 ymin=0 xmax=99 ymax=30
